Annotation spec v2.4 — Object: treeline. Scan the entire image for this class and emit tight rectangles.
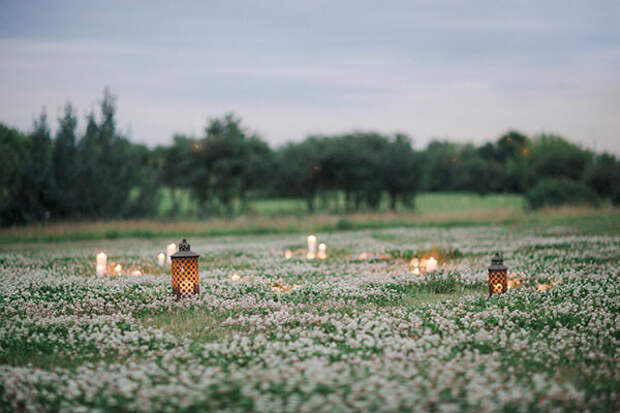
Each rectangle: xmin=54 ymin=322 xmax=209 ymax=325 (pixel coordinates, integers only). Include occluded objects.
xmin=1 ymin=89 xmax=619 ymax=226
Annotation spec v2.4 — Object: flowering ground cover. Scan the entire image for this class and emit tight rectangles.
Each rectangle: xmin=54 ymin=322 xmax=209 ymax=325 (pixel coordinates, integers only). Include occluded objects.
xmin=1 ymin=223 xmax=619 ymax=412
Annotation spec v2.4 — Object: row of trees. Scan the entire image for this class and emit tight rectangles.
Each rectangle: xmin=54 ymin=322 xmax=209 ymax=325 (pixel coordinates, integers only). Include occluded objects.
xmin=1 ymin=89 xmax=619 ymax=225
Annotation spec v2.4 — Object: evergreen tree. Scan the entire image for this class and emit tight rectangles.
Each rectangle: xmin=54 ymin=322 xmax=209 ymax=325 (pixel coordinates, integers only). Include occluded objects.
xmin=17 ymin=109 xmax=54 ymax=222
xmin=52 ymin=102 xmax=78 ymax=217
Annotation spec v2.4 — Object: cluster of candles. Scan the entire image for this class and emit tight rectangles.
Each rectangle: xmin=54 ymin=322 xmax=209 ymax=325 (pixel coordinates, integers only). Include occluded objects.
xmin=409 ymin=256 xmax=438 ymax=275
xmin=95 ymin=237 xmax=553 ymax=299
xmin=95 ymin=242 xmax=178 ymax=277
xmin=95 ymin=252 xmax=141 ymax=277
xmin=306 ymin=235 xmax=327 ymax=260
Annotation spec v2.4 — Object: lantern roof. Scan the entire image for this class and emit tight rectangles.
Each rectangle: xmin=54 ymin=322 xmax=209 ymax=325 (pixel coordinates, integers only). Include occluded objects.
xmin=488 ymin=252 xmax=507 ymax=271
xmin=171 ymin=238 xmax=200 ymax=258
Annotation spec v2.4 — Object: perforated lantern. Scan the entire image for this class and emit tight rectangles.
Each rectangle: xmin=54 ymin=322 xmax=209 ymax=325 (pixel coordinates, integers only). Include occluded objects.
xmin=170 ymin=238 xmax=200 ymax=298
xmin=488 ymin=252 xmax=508 ymax=296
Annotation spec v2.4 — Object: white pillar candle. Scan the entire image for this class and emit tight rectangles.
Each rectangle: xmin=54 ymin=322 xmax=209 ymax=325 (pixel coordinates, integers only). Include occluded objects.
xmin=96 ymin=252 xmax=107 ymax=276
xmin=166 ymin=243 xmax=176 ymax=265
xmin=427 ymin=257 xmax=438 ymax=272
xmin=307 ymin=235 xmax=317 ymax=259
xmin=157 ymin=253 xmax=166 ymax=267
xmin=317 ymin=243 xmax=327 ymax=259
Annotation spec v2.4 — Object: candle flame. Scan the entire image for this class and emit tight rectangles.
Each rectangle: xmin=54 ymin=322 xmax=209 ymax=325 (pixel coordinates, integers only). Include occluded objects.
xmin=230 ymin=273 xmax=241 ymax=281
xmin=537 ymin=283 xmax=553 ymax=292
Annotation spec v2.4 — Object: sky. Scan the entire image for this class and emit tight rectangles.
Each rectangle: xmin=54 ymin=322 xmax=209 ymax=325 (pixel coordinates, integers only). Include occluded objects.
xmin=1 ymin=0 xmax=619 ymax=153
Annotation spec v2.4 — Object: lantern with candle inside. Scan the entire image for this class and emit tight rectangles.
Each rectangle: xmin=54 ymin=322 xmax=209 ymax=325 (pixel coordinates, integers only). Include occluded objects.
xmin=170 ymin=238 xmax=200 ymax=298
xmin=488 ymin=252 xmax=508 ymax=296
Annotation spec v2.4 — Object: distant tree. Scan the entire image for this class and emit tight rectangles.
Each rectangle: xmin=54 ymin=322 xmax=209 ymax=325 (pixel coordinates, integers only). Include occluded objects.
xmin=161 ymin=135 xmax=197 ymax=215
xmin=73 ymin=88 xmax=136 ymax=218
xmin=190 ymin=113 xmax=274 ymax=214
xmin=0 ymin=124 xmax=29 ymax=225
xmin=321 ymin=133 xmax=386 ymax=211
xmin=16 ymin=109 xmax=54 ymax=223
xmin=585 ymin=153 xmax=620 ymax=198
xmin=525 ymin=134 xmax=589 ymax=189
xmin=420 ymin=141 xmax=460 ymax=191
xmin=75 ymin=110 xmax=101 ymax=215
xmin=378 ymin=134 xmax=420 ymax=210
xmin=495 ymin=130 xmax=528 ymax=162
xmin=52 ymin=102 xmax=78 ymax=218
xmin=275 ymin=137 xmax=328 ymax=212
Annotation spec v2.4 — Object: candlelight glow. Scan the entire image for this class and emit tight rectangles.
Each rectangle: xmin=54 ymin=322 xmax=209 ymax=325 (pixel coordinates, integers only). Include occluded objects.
xmin=270 ymin=280 xmax=299 ymax=294
xmin=131 ymin=270 xmax=142 ymax=276
xmin=537 ymin=283 xmax=553 ymax=292
xmin=157 ymin=253 xmax=165 ymax=267
xmin=494 ymin=283 xmax=502 ymax=293
xmin=307 ymin=234 xmax=317 ymax=258
xmin=96 ymin=252 xmax=107 ymax=276
xmin=507 ymin=273 xmax=526 ymax=290
xmin=284 ymin=249 xmax=293 ymax=259
xmin=426 ymin=257 xmax=438 ymax=272
xmin=230 ymin=273 xmax=241 ymax=281
xmin=166 ymin=243 xmax=176 ymax=265
xmin=114 ymin=264 xmax=122 ymax=275
xmin=409 ymin=256 xmax=438 ymax=275
xmin=179 ymin=279 xmax=192 ymax=293
xmin=318 ymin=243 xmax=327 ymax=259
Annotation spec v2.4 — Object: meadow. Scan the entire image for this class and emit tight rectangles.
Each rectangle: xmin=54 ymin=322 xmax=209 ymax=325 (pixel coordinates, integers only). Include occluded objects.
xmin=0 ymin=194 xmax=619 ymax=412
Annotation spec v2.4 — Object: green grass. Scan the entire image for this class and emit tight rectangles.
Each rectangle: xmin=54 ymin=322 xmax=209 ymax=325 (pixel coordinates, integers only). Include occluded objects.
xmin=141 ymin=308 xmax=242 ymax=342
xmin=155 ymin=190 xmax=525 ymax=217
xmin=414 ymin=192 xmax=525 ymax=212
xmin=2 ymin=193 xmax=619 ymax=244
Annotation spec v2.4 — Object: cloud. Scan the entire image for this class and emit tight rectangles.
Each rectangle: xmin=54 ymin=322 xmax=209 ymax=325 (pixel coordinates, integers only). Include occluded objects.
xmin=0 ymin=0 xmax=619 ymax=153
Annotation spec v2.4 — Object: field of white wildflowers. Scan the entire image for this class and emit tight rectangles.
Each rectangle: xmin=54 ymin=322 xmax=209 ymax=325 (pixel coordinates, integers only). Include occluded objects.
xmin=1 ymin=225 xmax=618 ymax=412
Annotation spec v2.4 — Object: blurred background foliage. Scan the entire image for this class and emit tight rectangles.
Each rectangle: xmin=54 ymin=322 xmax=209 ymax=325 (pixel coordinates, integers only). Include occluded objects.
xmin=1 ymin=89 xmax=619 ymax=226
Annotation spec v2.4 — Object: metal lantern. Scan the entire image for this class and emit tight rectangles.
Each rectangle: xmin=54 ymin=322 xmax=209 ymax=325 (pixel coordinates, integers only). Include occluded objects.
xmin=488 ymin=252 xmax=508 ymax=296
xmin=170 ymin=238 xmax=200 ymax=298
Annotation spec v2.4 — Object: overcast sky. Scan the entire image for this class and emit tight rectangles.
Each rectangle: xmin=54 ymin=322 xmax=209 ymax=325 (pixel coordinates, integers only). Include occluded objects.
xmin=1 ymin=0 xmax=619 ymax=152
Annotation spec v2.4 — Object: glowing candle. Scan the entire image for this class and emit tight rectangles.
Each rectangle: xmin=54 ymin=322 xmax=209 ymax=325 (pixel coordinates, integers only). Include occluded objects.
xmin=230 ymin=273 xmax=241 ymax=281
xmin=307 ymin=235 xmax=317 ymax=259
xmin=132 ymin=270 xmax=142 ymax=276
xmin=96 ymin=252 xmax=107 ymax=276
xmin=157 ymin=253 xmax=165 ymax=267
xmin=284 ymin=249 xmax=293 ymax=259
xmin=426 ymin=257 xmax=438 ymax=272
xmin=318 ymin=243 xmax=327 ymax=259
xmin=114 ymin=264 xmax=122 ymax=275
xmin=494 ymin=283 xmax=502 ymax=293
xmin=179 ymin=279 xmax=192 ymax=293
xmin=166 ymin=243 xmax=176 ymax=265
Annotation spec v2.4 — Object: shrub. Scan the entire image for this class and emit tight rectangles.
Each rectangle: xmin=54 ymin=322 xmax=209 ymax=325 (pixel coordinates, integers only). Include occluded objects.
xmin=612 ymin=188 xmax=620 ymax=207
xmin=526 ymin=178 xmax=599 ymax=210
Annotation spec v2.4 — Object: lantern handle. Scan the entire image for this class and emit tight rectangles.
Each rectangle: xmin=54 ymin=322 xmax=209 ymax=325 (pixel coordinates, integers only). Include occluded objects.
xmin=179 ymin=238 xmax=191 ymax=251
